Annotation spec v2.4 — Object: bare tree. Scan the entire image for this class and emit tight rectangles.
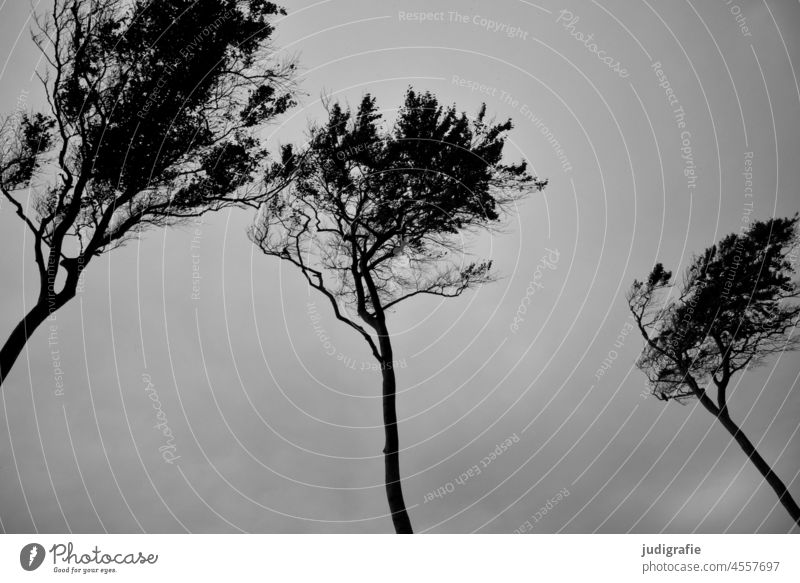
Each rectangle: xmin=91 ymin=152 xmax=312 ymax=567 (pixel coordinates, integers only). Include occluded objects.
xmin=251 ymin=89 xmax=547 ymax=533
xmin=0 ymin=0 xmax=296 ymax=388
xmin=628 ymin=215 xmax=800 ymax=527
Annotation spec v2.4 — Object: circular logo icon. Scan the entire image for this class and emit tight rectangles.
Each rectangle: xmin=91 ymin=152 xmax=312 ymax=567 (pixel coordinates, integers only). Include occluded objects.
xmin=20 ymin=543 xmax=46 ymax=571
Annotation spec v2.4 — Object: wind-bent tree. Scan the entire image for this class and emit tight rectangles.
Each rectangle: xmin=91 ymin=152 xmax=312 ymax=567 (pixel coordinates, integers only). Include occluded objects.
xmin=251 ymin=89 xmax=547 ymax=533
xmin=0 ymin=0 xmax=296 ymax=388
xmin=628 ymin=215 xmax=800 ymax=527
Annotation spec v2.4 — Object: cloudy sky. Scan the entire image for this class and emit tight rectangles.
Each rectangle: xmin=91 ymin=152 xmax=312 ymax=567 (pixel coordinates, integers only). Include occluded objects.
xmin=1 ymin=0 xmax=799 ymax=533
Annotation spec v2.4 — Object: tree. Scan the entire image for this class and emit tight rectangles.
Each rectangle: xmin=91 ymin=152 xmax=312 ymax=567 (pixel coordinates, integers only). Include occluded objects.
xmin=251 ymin=89 xmax=547 ymax=533
xmin=0 ymin=0 xmax=296 ymax=388
xmin=627 ymin=215 xmax=800 ymax=527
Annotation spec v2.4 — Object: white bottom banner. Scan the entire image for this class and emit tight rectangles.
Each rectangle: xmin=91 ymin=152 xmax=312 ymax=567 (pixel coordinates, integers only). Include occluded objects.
xmin=0 ymin=534 xmax=797 ymax=582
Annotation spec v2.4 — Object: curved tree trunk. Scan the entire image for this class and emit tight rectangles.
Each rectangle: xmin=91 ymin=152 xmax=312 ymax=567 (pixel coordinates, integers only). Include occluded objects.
xmin=716 ymin=412 xmax=800 ymax=527
xmin=693 ymin=385 xmax=800 ymax=527
xmin=376 ymin=322 xmax=413 ymax=534
xmin=0 ymin=301 xmax=52 ymax=389
xmin=0 ymin=280 xmax=76 ymax=390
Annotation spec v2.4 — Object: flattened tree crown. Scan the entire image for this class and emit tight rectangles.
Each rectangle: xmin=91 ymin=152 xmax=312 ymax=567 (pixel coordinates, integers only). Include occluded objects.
xmin=298 ymin=89 xmax=543 ymax=235
xmin=255 ymin=88 xmax=547 ymax=316
xmin=1 ymin=0 xmax=295 ymax=270
xmin=629 ymin=215 xmax=800 ymax=401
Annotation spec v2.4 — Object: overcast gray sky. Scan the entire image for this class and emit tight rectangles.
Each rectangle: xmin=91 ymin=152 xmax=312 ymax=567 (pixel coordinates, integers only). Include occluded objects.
xmin=1 ymin=0 xmax=799 ymax=533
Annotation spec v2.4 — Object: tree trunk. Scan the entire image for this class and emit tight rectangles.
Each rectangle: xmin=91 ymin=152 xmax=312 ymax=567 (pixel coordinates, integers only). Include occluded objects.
xmin=376 ymin=323 xmax=413 ymax=534
xmin=0 ymin=300 xmax=53 ymax=389
xmin=0 ymin=277 xmax=76 ymax=390
xmin=715 ymin=412 xmax=800 ymax=527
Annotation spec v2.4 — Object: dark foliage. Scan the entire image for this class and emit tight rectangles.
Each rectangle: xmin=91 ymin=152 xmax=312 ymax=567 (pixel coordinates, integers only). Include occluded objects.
xmin=0 ymin=0 xmax=296 ymax=385
xmin=628 ymin=215 xmax=800 ymax=526
xmin=629 ymin=215 xmax=799 ymax=403
xmin=253 ymin=88 xmax=547 ymax=331
xmin=252 ymin=88 xmax=546 ymax=533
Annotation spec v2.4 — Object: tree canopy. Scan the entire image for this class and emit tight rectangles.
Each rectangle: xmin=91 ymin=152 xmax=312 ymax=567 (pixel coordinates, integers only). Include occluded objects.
xmin=0 ymin=0 xmax=296 ymax=386
xmin=252 ymin=88 xmax=547 ymax=355
xmin=252 ymin=88 xmax=547 ymax=533
xmin=628 ymin=215 xmax=800 ymax=404
xmin=0 ymin=0 xmax=295 ymax=292
xmin=628 ymin=215 xmax=800 ymax=526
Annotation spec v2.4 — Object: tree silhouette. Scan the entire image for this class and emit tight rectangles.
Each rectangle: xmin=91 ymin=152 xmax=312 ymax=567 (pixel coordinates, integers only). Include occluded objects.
xmin=0 ymin=0 xmax=295 ymax=388
xmin=628 ymin=215 xmax=800 ymax=527
xmin=251 ymin=89 xmax=547 ymax=533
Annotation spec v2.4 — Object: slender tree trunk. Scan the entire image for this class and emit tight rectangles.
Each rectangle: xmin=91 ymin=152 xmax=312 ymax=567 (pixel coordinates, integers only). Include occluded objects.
xmin=0 ymin=301 xmax=53 ymax=389
xmin=716 ymin=412 xmax=800 ymax=527
xmin=376 ymin=322 xmax=413 ymax=534
xmin=0 ymin=280 xmax=76 ymax=390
